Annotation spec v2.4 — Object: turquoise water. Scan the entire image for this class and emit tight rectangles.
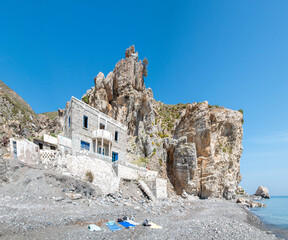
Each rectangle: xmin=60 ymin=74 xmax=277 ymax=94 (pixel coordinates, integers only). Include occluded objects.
xmin=251 ymin=196 xmax=288 ymax=229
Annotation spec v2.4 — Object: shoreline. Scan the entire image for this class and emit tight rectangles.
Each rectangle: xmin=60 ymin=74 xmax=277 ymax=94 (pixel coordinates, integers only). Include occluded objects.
xmin=0 ymin=159 xmax=283 ymax=239
xmin=247 ymin=208 xmax=288 ymax=240
xmin=0 ymin=195 xmax=283 ymax=240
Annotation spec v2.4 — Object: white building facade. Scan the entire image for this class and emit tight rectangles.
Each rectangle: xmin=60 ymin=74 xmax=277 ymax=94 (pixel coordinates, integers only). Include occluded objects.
xmin=63 ymin=97 xmax=127 ymax=163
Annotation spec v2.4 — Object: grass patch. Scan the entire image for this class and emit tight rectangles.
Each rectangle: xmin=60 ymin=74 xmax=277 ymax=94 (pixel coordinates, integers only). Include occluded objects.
xmin=134 ymin=157 xmax=149 ymax=167
xmin=41 ymin=111 xmax=58 ymax=120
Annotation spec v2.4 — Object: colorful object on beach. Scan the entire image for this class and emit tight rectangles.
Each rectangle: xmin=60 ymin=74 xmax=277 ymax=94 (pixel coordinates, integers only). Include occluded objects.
xmin=88 ymin=224 xmax=101 ymax=231
xmin=149 ymin=222 xmax=162 ymax=229
xmin=118 ymin=221 xmax=135 ymax=228
xmin=142 ymin=219 xmax=151 ymax=226
xmin=127 ymin=219 xmax=140 ymax=226
xmin=105 ymin=221 xmax=122 ymax=232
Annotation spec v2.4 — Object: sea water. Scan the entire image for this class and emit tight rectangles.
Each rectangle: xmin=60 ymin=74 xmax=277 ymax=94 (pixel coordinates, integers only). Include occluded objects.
xmin=250 ymin=196 xmax=288 ymax=237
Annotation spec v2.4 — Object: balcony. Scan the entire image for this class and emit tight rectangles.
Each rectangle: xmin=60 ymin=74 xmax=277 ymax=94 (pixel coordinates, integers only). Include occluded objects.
xmin=92 ymin=129 xmax=113 ymax=142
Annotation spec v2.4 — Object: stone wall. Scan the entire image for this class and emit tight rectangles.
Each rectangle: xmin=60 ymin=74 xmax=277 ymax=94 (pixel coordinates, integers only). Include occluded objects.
xmin=54 ymin=154 xmax=120 ymax=195
xmin=118 ymin=163 xmax=158 ymax=181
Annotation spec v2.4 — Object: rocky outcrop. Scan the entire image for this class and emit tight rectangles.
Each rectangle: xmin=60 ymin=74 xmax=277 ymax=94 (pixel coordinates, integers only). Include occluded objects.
xmin=169 ymin=102 xmax=243 ymax=199
xmin=79 ymin=46 xmax=244 ymax=199
xmin=236 ymin=198 xmax=266 ymax=208
xmin=0 ymin=81 xmax=63 ymax=156
xmin=255 ymin=186 xmax=270 ymax=199
xmin=82 ymin=46 xmax=155 ymax=140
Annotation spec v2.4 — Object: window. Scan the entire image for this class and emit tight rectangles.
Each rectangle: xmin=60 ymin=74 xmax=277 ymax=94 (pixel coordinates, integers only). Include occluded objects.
xmin=100 ymin=123 xmax=105 ymax=130
xmin=39 ymin=143 xmax=43 ymax=150
xmin=83 ymin=115 xmax=88 ymax=129
xmin=98 ymin=147 xmax=105 ymax=155
xmin=68 ymin=117 xmax=71 ymax=128
xmin=112 ymin=152 xmax=118 ymax=162
xmin=50 ymin=146 xmax=56 ymax=150
xmin=115 ymin=131 xmax=119 ymax=142
xmin=81 ymin=141 xmax=90 ymax=151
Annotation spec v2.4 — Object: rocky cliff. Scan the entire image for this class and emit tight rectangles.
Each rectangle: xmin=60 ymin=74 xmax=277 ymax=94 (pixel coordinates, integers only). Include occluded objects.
xmin=80 ymin=46 xmax=244 ymax=200
xmin=0 ymin=81 xmax=62 ymax=155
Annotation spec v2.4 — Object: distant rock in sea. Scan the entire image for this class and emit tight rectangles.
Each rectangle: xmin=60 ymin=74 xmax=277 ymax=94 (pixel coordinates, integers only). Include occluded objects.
xmin=255 ymin=186 xmax=270 ymax=199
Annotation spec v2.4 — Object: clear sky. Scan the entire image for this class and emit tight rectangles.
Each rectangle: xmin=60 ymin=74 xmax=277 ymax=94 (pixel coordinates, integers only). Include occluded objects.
xmin=0 ymin=0 xmax=287 ymax=195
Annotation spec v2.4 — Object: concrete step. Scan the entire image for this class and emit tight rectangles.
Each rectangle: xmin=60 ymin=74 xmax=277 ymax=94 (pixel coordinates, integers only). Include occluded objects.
xmin=138 ymin=180 xmax=156 ymax=201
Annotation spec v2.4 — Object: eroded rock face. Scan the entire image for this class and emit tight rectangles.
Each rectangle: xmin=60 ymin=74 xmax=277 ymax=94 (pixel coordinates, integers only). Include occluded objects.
xmin=81 ymin=46 xmax=244 ymax=199
xmin=172 ymin=102 xmax=243 ymax=199
xmin=255 ymin=186 xmax=270 ymax=199
xmin=82 ymin=45 xmax=154 ymax=137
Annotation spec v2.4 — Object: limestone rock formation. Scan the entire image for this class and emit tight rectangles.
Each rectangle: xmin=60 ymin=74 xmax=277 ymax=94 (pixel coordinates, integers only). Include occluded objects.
xmin=255 ymin=186 xmax=270 ymax=199
xmin=169 ymin=102 xmax=243 ymax=199
xmin=79 ymin=46 xmax=244 ymax=199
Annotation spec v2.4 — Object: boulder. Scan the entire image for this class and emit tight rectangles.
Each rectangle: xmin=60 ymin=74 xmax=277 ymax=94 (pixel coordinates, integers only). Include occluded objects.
xmin=94 ymin=72 xmax=105 ymax=89
xmin=236 ymin=198 xmax=266 ymax=208
xmin=255 ymin=186 xmax=270 ymax=199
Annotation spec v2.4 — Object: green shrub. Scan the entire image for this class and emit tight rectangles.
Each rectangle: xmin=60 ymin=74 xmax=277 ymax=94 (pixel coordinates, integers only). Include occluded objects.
xmin=82 ymin=95 xmax=89 ymax=104
xmin=135 ymin=157 xmax=149 ymax=167
xmin=238 ymin=109 xmax=244 ymax=114
xmin=51 ymin=133 xmax=57 ymax=138
xmin=152 ymin=148 xmax=156 ymax=156
xmin=85 ymin=171 xmax=94 ymax=182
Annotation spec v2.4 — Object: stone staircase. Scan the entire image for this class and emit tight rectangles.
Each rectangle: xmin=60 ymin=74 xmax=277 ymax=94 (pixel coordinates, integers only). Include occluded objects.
xmin=138 ymin=180 xmax=156 ymax=201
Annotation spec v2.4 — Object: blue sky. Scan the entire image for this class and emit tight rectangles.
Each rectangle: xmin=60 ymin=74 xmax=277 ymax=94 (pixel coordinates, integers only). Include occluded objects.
xmin=0 ymin=0 xmax=287 ymax=195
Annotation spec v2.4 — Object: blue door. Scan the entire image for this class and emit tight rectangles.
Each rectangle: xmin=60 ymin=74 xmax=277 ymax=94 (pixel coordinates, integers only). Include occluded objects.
xmin=13 ymin=141 xmax=17 ymax=159
xmin=112 ymin=152 xmax=118 ymax=162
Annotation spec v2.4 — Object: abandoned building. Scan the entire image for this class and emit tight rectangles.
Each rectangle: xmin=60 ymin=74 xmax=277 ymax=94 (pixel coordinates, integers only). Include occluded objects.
xmin=34 ymin=135 xmax=57 ymax=151
xmin=9 ymin=96 xmax=167 ymax=199
xmin=63 ymin=96 xmax=127 ymax=163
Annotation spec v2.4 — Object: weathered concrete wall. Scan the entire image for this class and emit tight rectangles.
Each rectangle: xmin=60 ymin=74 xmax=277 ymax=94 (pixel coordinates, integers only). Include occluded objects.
xmin=56 ymin=155 xmax=120 ymax=194
xmin=57 ymin=135 xmax=72 ymax=148
xmin=118 ymin=163 xmax=158 ymax=181
xmin=43 ymin=134 xmax=58 ymax=145
xmin=10 ymin=138 xmax=39 ymax=164
xmin=156 ymin=178 xmax=168 ymax=199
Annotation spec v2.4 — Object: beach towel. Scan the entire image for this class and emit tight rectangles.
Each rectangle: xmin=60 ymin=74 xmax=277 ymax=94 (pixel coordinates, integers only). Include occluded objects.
xmin=127 ymin=220 xmax=140 ymax=226
xmin=105 ymin=221 xmax=122 ymax=232
xmin=118 ymin=221 xmax=135 ymax=228
xmin=88 ymin=224 xmax=101 ymax=231
xmin=149 ymin=222 xmax=162 ymax=229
